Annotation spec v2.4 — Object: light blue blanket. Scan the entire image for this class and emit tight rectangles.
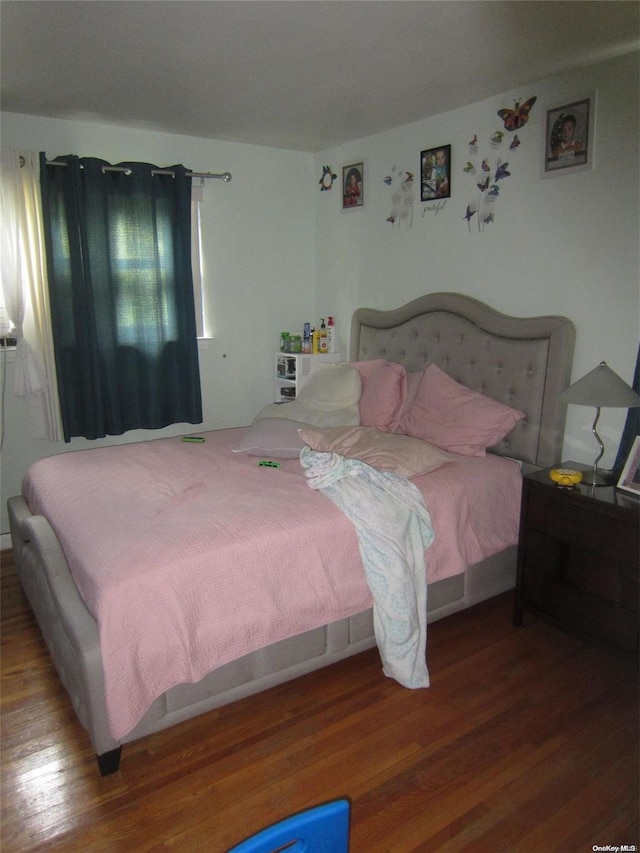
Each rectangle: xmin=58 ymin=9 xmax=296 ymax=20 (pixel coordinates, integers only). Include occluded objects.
xmin=300 ymin=447 xmax=434 ymax=689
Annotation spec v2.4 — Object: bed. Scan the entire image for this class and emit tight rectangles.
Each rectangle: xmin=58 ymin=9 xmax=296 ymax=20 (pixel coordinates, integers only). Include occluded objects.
xmin=7 ymin=292 xmax=575 ymax=775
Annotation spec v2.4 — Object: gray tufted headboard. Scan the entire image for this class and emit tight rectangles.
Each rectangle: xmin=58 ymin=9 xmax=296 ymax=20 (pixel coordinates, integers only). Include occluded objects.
xmin=349 ymin=292 xmax=576 ymax=468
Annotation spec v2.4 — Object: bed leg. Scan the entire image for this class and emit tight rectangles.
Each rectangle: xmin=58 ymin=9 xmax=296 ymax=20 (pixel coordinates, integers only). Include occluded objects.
xmin=96 ymin=746 xmax=122 ymax=776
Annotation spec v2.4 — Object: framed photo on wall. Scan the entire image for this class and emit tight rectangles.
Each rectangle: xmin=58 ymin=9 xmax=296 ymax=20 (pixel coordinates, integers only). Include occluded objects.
xmin=420 ymin=145 xmax=451 ymax=201
xmin=542 ymin=94 xmax=596 ymax=176
xmin=617 ymin=435 xmax=640 ymax=496
xmin=341 ymin=161 xmax=365 ymax=210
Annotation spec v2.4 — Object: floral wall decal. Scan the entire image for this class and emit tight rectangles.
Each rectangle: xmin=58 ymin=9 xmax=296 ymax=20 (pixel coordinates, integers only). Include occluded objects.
xmin=318 ymin=165 xmax=337 ymax=191
xmin=386 ymin=169 xmax=415 ymax=229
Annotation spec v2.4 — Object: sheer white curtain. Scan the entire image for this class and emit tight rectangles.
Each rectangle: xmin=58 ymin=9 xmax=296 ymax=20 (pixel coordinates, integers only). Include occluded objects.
xmin=0 ymin=147 xmax=63 ymax=441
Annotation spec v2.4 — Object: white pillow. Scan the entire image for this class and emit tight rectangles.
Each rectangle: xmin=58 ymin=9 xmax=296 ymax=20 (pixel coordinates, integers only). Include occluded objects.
xmin=296 ymin=363 xmax=361 ymax=410
xmin=255 ymin=364 xmax=361 ymax=428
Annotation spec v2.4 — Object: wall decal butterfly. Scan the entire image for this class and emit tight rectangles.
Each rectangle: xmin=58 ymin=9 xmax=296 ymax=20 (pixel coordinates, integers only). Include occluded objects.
xmin=494 ymin=162 xmax=511 ymax=182
xmin=383 ymin=175 xmax=392 ymax=185
xmin=477 ymin=176 xmax=490 ymax=191
xmin=463 ymin=162 xmax=475 ymax=173
xmin=509 ymin=134 xmax=521 ymax=150
xmin=497 ymin=96 xmax=537 ymax=132
xmin=463 ymin=204 xmax=477 ymax=231
xmin=481 ymin=159 xmax=490 ymax=172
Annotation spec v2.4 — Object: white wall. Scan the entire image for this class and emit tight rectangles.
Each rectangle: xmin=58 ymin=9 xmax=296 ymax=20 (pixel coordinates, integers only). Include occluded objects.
xmin=313 ymin=51 xmax=639 ymax=470
xmin=0 ymin=114 xmax=315 ymax=535
xmin=2 ymin=50 xmax=638 ymax=538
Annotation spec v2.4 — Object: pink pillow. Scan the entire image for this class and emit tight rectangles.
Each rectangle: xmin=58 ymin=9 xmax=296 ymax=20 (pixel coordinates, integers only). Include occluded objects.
xmin=232 ymin=418 xmax=308 ymax=458
xmin=401 ymin=371 xmax=423 ymax=417
xmin=397 ymin=364 xmax=525 ymax=456
xmin=298 ymin=426 xmax=454 ymax=478
xmin=351 ymin=359 xmax=407 ymax=432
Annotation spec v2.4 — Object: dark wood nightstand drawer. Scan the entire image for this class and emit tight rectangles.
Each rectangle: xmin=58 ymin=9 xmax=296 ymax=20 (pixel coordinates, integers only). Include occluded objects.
xmin=536 ymin=575 xmax=639 ymax=652
xmin=522 ymin=528 xmax=636 ymax=605
xmin=515 ymin=464 xmax=640 ymax=655
xmin=526 ymin=491 xmax=638 ymax=563
xmin=521 ymin=529 xmax=639 ymax=650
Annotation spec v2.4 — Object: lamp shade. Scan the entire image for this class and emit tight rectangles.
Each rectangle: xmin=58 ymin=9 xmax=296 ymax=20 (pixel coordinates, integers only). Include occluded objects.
xmin=559 ymin=361 xmax=640 ymax=408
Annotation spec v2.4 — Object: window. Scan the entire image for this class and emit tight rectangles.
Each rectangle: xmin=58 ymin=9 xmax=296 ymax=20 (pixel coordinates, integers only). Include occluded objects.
xmin=191 ymin=193 xmax=206 ymax=339
xmin=0 ymin=301 xmax=16 ymax=343
xmin=40 ymin=156 xmax=203 ymax=441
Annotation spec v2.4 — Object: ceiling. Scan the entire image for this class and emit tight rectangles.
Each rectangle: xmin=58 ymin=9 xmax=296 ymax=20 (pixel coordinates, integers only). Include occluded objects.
xmin=2 ymin=1 xmax=638 ymax=152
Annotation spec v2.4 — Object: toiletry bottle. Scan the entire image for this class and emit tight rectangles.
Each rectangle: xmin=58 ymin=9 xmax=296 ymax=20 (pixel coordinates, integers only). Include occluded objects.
xmin=319 ymin=319 xmax=328 ymax=352
xmin=326 ymin=316 xmax=335 ymax=353
xmin=303 ymin=322 xmax=311 ymax=354
xmin=311 ymin=326 xmax=319 ymax=354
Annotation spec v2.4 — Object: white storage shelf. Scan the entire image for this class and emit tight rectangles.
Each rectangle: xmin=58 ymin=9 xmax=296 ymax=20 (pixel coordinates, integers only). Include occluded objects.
xmin=275 ymin=352 xmax=341 ymax=402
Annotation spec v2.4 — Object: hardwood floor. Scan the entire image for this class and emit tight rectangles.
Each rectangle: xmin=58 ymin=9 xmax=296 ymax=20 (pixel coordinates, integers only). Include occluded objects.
xmin=1 ymin=547 xmax=638 ymax=852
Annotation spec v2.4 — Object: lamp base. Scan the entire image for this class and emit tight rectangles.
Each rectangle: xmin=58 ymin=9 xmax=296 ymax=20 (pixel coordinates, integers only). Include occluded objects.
xmin=581 ymin=470 xmax=616 ymax=487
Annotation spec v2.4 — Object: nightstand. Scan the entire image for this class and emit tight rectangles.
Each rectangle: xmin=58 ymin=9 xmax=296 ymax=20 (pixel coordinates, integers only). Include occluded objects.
xmin=513 ymin=462 xmax=639 ymax=654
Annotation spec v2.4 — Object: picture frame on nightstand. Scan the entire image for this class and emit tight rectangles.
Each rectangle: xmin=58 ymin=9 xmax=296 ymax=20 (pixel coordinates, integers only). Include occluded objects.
xmin=617 ymin=435 xmax=640 ymax=495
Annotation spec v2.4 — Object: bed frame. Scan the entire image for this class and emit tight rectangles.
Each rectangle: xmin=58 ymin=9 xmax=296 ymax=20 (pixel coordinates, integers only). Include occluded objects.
xmin=7 ymin=292 xmax=575 ymax=774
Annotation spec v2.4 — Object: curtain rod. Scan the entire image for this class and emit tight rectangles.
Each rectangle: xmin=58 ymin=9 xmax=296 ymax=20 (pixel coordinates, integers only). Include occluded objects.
xmin=44 ymin=159 xmax=232 ymax=182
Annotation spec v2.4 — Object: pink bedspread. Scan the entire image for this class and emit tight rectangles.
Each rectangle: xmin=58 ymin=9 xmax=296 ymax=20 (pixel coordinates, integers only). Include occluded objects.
xmin=23 ymin=428 xmax=522 ymax=739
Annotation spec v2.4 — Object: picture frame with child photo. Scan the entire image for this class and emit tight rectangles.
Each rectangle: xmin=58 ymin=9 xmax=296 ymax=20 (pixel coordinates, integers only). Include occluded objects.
xmin=542 ymin=94 xmax=596 ymax=176
xmin=420 ymin=145 xmax=451 ymax=201
xmin=341 ymin=161 xmax=365 ymax=211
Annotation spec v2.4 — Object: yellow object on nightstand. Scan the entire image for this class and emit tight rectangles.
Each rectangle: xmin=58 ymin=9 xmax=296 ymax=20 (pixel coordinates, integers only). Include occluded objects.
xmin=549 ymin=468 xmax=583 ymax=487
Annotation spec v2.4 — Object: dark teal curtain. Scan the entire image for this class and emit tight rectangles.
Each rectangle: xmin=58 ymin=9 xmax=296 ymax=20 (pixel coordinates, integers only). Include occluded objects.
xmin=613 ymin=343 xmax=640 ymax=477
xmin=40 ymin=155 xmax=202 ymax=441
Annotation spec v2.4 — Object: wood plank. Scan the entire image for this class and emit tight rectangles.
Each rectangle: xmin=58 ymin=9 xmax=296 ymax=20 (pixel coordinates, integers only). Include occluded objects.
xmin=1 ymin=549 xmax=637 ymax=851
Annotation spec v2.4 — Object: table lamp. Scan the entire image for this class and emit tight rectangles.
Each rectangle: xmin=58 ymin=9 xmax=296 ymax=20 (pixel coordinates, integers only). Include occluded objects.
xmin=559 ymin=361 xmax=640 ymax=486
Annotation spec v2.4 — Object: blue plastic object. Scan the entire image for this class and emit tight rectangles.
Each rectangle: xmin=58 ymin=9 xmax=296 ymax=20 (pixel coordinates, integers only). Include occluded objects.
xmin=227 ymin=798 xmax=350 ymax=852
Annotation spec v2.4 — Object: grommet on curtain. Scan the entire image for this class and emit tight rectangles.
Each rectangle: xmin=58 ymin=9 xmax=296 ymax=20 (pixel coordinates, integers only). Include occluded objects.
xmin=102 ymin=166 xmax=132 ymax=176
